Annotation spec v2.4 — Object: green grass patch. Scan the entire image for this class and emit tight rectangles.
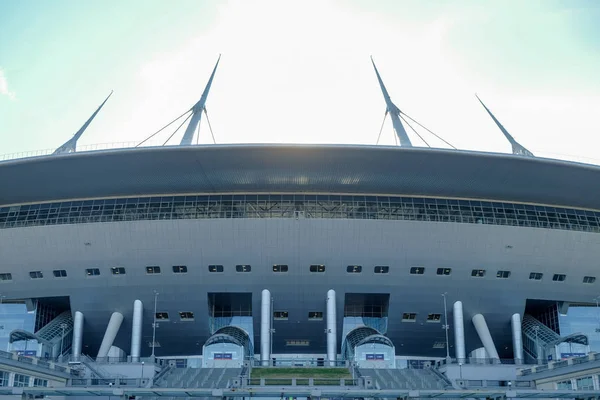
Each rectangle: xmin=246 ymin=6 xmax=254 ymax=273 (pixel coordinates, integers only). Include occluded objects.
xmin=250 ymin=367 xmax=352 ymax=380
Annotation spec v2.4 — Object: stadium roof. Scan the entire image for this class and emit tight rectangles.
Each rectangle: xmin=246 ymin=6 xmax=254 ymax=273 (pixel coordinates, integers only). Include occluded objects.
xmin=1 ymin=144 xmax=600 ymax=210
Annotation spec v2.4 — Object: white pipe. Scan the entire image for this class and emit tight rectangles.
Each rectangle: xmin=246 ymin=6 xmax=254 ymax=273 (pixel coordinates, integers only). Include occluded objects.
xmin=131 ymin=300 xmax=143 ymax=362
xmin=326 ymin=289 xmax=337 ymax=366
xmin=97 ymin=312 xmax=124 ymax=359
xmin=260 ymin=289 xmax=271 ymax=366
xmin=472 ymin=313 xmax=500 ymax=362
xmin=453 ymin=301 xmax=466 ymax=362
xmin=72 ymin=311 xmax=84 ymax=361
xmin=511 ymin=313 xmax=523 ymax=364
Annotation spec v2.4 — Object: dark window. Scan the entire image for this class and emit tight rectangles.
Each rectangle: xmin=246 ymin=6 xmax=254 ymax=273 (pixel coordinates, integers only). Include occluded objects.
xmin=310 ymin=264 xmax=326 ymax=273
xmin=529 ymin=272 xmax=543 ymax=280
xmin=286 ymin=340 xmax=310 ymax=346
xmin=410 ymin=267 xmax=425 ymax=275
xmin=236 ymin=265 xmax=251 ymax=272
xmin=374 ymin=266 xmax=389 ymax=274
xmin=436 ymin=268 xmax=452 ymax=276
xmin=111 ymin=267 xmax=126 ymax=275
xmin=273 ymin=264 xmax=288 ymax=272
xmin=29 ymin=271 xmax=43 ymax=279
xmin=172 ymin=265 xmax=187 ymax=273
xmin=553 ymin=274 xmax=566 ymax=282
xmin=179 ymin=311 xmax=194 ymax=320
xmin=146 ymin=266 xmax=161 ymax=274
xmin=496 ymin=270 xmax=511 ymax=279
xmin=86 ymin=268 xmax=100 ymax=276
xmin=0 ymin=273 xmax=11 ymax=281
xmin=308 ymin=311 xmax=323 ymax=320
xmin=427 ymin=313 xmax=441 ymax=322
xmin=471 ymin=269 xmax=486 ymax=277
xmin=402 ymin=313 xmax=417 ymax=321
xmin=53 ymin=270 xmax=67 ymax=278
xmin=583 ymin=276 xmax=596 ymax=284
xmin=347 ymin=265 xmax=362 ymax=273
xmin=155 ymin=312 xmax=169 ymax=320
xmin=208 ymin=265 xmax=224 ymax=273
xmin=274 ymin=311 xmax=289 ymax=320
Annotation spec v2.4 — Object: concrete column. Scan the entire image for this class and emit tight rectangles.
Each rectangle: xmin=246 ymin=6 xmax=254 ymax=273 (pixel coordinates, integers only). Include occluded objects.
xmin=72 ymin=311 xmax=84 ymax=361
xmin=511 ymin=313 xmax=523 ymax=364
xmin=130 ymin=300 xmax=143 ymax=362
xmin=453 ymin=301 xmax=466 ymax=362
xmin=326 ymin=289 xmax=337 ymax=366
xmin=260 ymin=289 xmax=271 ymax=366
xmin=97 ymin=312 xmax=124 ymax=359
xmin=472 ymin=314 xmax=500 ymax=362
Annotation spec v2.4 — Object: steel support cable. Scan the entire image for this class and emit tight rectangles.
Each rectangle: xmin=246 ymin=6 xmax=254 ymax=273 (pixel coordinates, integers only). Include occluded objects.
xmin=400 ymin=111 xmax=457 ymax=149
xmin=204 ymin=107 xmax=217 ymax=144
xmin=375 ymin=111 xmax=388 ymax=145
xmin=162 ymin=112 xmax=194 ymax=146
xmin=400 ymin=114 xmax=430 ymax=147
xmin=135 ymin=109 xmax=192 ymax=147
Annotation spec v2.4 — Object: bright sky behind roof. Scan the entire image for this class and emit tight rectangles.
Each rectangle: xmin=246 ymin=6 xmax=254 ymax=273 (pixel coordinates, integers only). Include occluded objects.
xmin=1 ymin=0 xmax=600 ymax=163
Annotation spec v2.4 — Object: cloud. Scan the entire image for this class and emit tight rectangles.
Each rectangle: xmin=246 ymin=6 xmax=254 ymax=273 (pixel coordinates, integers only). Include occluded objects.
xmin=0 ymin=68 xmax=16 ymax=100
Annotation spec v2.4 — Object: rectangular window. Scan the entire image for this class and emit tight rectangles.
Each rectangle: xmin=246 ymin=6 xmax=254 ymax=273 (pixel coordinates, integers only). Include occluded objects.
xmin=308 ymin=311 xmax=323 ymax=320
xmin=146 ymin=266 xmax=161 ymax=274
xmin=471 ymin=269 xmax=486 ymax=277
xmin=236 ymin=265 xmax=251 ymax=272
xmin=172 ymin=265 xmax=188 ymax=273
xmin=286 ymin=340 xmax=310 ymax=346
xmin=556 ymin=380 xmax=572 ymax=390
xmin=583 ymin=276 xmax=596 ymax=284
xmin=553 ymin=274 xmax=566 ymax=282
xmin=374 ymin=266 xmax=389 ymax=274
xmin=347 ymin=265 xmax=362 ymax=273
xmin=179 ymin=311 xmax=194 ymax=321
xmin=436 ymin=268 xmax=452 ymax=276
xmin=0 ymin=273 xmax=11 ymax=281
xmin=410 ymin=267 xmax=425 ymax=275
xmin=402 ymin=313 xmax=417 ymax=322
xmin=529 ymin=272 xmax=543 ymax=280
xmin=496 ymin=270 xmax=511 ymax=279
xmin=111 ymin=267 xmax=126 ymax=275
xmin=208 ymin=265 xmax=224 ymax=273
xmin=0 ymin=371 xmax=8 ymax=387
xmin=86 ymin=268 xmax=100 ymax=276
xmin=427 ymin=313 xmax=441 ymax=322
xmin=53 ymin=269 xmax=67 ymax=278
xmin=274 ymin=311 xmax=289 ymax=320
xmin=155 ymin=312 xmax=169 ymax=320
xmin=273 ymin=264 xmax=288 ymax=272
xmin=310 ymin=264 xmax=326 ymax=273
xmin=33 ymin=378 xmax=48 ymax=387
xmin=13 ymin=374 xmax=29 ymax=387
xmin=576 ymin=376 xmax=594 ymax=390
xmin=29 ymin=271 xmax=43 ymax=279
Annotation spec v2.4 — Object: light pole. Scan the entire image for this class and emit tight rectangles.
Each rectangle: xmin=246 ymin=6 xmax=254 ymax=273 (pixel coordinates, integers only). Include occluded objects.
xmin=595 ymin=297 xmax=600 ymax=334
xmin=151 ymin=291 xmax=159 ymax=358
xmin=442 ymin=292 xmax=450 ymax=360
xmin=140 ymin=361 xmax=145 ymax=387
xmin=59 ymin=323 xmax=67 ymax=362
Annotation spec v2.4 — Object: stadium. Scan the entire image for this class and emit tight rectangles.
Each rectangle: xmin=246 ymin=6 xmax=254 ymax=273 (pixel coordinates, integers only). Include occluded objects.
xmin=1 ymin=57 xmax=600 ymax=398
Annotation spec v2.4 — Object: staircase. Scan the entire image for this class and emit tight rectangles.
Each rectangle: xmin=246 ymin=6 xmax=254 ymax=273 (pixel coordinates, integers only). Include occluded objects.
xmin=154 ymin=367 xmax=241 ymax=389
xmin=360 ymin=368 xmax=450 ymax=390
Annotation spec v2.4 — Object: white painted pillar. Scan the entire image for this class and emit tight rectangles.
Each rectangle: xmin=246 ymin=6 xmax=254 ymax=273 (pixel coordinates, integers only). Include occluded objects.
xmin=453 ymin=301 xmax=466 ymax=362
xmin=72 ymin=311 xmax=84 ymax=361
xmin=260 ymin=289 xmax=271 ymax=366
xmin=511 ymin=313 xmax=523 ymax=364
xmin=97 ymin=312 xmax=124 ymax=359
xmin=472 ymin=313 xmax=500 ymax=362
xmin=326 ymin=289 xmax=337 ymax=366
xmin=131 ymin=300 xmax=143 ymax=362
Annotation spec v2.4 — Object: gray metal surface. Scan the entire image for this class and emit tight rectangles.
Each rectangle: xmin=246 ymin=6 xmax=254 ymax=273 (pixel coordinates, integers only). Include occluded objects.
xmin=2 ymin=144 xmax=600 ymax=210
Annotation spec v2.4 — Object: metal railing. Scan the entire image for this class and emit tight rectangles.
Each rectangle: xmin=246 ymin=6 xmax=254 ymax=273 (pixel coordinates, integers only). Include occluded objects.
xmin=249 ymin=358 xmax=349 ymax=367
xmin=518 ymin=352 xmax=600 ymax=376
xmin=437 ymin=357 xmax=536 ymax=367
xmin=0 ymin=349 xmax=78 ymax=375
xmin=70 ymin=378 xmax=143 ymax=387
xmin=241 ymin=377 xmax=360 ymax=387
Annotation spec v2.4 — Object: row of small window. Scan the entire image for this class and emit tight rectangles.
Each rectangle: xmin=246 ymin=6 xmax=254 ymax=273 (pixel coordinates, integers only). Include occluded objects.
xmin=271 ymin=311 xmax=443 ymax=323
xmin=0 ymin=371 xmax=48 ymax=387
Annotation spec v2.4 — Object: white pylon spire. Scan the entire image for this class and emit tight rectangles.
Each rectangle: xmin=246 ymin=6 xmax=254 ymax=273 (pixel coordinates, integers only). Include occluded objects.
xmin=476 ymin=95 xmax=534 ymax=157
xmin=371 ymin=57 xmax=412 ymax=147
xmin=53 ymin=91 xmax=113 ymax=154
xmin=180 ymin=55 xmax=221 ymax=145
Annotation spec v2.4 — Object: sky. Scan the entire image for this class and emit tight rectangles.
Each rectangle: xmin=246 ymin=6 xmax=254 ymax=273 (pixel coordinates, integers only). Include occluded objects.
xmin=1 ymin=0 xmax=600 ymax=163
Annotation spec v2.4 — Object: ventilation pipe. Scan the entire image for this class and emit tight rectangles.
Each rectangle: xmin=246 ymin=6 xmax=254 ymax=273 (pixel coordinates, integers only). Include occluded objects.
xmin=472 ymin=313 xmax=500 ymax=362
xmin=453 ymin=301 xmax=466 ymax=362
xmin=260 ymin=289 xmax=271 ymax=366
xmin=72 ymin=311 xmax=84 ymax=361
xmin=511 ymin=313 xmax=524 ymax=364
xmin=131 ymin=300 xmax=143 ymax=362
xmin=326 ymin=289 xmax=337 ymax=366
xmin=97 ymin=312 xmax=124 ymax=359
